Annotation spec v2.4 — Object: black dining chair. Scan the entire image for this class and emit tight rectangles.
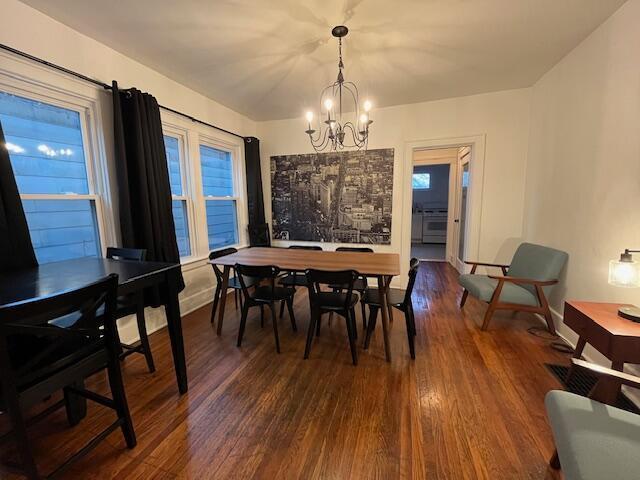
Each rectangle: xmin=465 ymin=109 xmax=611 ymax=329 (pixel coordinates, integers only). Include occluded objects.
xmin=305 ymin=269 xmax=361 ymax=365
xmin=235 ymin=264 xmax=297 ymax=353
xmin=363 ymin=258 xmax=420 ymax=359
xmin=106 ymin=247 xmax=154 ymax=373
xmin=209 ymin=248 xmax=260 ymax=325
xmin=0 ymin=274 xmax=136 ymax=479
xmin=278 ymin=245 xmax=323 ymax=318
xmin=247 ymin=223 xmax=272 ymax=247
xmin=329 ymin=247 xmax=373 ymax=332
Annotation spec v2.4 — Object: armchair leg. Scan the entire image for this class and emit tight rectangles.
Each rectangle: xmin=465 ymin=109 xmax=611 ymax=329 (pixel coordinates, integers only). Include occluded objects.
xmin=481 ymin=302 xmax=497 ymax=331
xmin=460 ymin=290 xmax=469 ymax=308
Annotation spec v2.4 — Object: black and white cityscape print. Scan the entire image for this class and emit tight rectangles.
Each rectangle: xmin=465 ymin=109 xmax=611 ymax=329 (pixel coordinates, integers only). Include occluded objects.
xmin=270 ymin=148 xmax=394 ymax=244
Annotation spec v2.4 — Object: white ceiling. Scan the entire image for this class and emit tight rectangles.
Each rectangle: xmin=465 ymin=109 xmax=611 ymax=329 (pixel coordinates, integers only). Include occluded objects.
xmin=20 ymin=0 xmax=626 ymax=121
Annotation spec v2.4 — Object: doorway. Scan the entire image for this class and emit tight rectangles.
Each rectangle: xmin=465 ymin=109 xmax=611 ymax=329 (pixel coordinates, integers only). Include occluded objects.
xmin=410 ymin=145 xmax=473 ymax=268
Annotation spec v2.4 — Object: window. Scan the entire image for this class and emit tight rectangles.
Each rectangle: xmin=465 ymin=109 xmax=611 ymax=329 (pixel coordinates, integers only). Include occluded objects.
xmin=0 ymin=91 xmax=101 ymax=264
xmin=163 ymin=135 xmax=191 ymax=257
xmin=412 ymin=172 xmax=431 ymax=190
xmin=199 ymin=144 xmax=238 ymax=249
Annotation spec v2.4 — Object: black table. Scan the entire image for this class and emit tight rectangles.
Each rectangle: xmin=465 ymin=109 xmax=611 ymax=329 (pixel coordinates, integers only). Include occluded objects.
xmin=0 ymin=258 xmax=188 ymax=401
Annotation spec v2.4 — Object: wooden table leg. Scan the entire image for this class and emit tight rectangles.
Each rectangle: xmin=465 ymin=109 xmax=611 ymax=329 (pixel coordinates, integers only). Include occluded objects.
xmin=386 ymin=275 xmax=394 ymax=323
xmin=564 ymin=336 xmax=587 ymax=384
xmin=591 ymin=361 xmax=624 ymax=405
xmin=164 ymin=268 xmax=188 ymax=394
xmin=216 ymin=265 xmax=231 ymax=336
xmin=377 ymin=275 xmax=392 ymax=362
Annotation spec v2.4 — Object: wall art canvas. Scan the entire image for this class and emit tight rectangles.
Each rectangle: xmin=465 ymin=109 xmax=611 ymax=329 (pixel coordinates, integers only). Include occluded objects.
xmin=270 ymin=148 xmax=394 ymax=244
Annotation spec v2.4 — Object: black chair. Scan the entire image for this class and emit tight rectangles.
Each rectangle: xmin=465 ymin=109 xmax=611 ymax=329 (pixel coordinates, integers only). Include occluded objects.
xmin=235 ymin=264 xmax=297 ymax=353
xmin=329 ymin=247 xmax=373 ymax=332
xmin=0 ymin=274 xmax=136 ymax=479
xmin=209 ymin=248 xmax=260 ymax=325
xmin=106 ymin=247 xmax=154 ymax=373
xmin=247 ymin=223 xmax=271 ymax=247
xmin=278 ymin=245 xmax=323 ymax=318
xmin=363 ymin=258 xmax=420 ymax=359
xmin=305 ymin=269 xmax=361 ymax=365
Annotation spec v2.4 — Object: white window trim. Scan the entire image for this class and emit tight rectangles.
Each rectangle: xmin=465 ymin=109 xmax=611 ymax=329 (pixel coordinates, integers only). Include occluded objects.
xmin=0 ymin=58 xmax=114 ymax=258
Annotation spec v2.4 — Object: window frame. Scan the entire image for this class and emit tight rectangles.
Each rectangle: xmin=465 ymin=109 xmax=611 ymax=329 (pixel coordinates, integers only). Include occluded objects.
xmin=0 ymin=62 xmax=113 ymax=260
xmin=196 ymin=133 xmax=245 ymax=253
xmin=161 ymin=124 xmax=195 ymax=260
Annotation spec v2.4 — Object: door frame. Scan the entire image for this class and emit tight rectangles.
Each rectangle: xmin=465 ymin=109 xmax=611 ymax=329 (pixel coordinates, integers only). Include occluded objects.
xmin=402 ymin=135 xmax=485 ymax=275
xmin=453 ymin=147 xmax=471 ymax=272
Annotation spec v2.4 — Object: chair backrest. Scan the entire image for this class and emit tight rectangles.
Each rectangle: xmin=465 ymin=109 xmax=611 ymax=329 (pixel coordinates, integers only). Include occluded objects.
xmin=248 ymin=223 xmax=271 ymax=247
xmin=106 ymin=247 xmax=146 ymax=261
xmin=0 ymin=274 xmax=119 ymax=390
xmin=234 ymin=263 xmax=280 ymax=298
xmin=209 ymin=247 xmax=238 ymax=281
xmin=404 ymin=258 xmax=420 ymax=306
xmin=305 ymin=269 xmax=359 ymax=311
xmin=289 ymin=245 xmax=323 ymax=251
xmin=336 ymin=247 xmax=374 ymax=253
xmin=508 ymin=243 xmax=569 ymax=295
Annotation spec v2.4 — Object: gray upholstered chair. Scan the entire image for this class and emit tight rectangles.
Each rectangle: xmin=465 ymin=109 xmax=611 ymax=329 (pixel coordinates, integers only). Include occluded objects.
xmin=546 ymin=358 xmax=640 ymax=480
xmin=458 ymin=242 xmax=568 ymax=333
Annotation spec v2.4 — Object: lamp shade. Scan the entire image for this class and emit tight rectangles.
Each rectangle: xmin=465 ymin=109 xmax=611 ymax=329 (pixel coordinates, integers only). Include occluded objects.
xmin=608 ymin=259 xmax=640 ymax=287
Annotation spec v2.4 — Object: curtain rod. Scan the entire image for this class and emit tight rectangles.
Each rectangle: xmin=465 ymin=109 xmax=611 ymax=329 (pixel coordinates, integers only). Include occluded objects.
xmin=0 ymin=43 xmax=247 ymax=141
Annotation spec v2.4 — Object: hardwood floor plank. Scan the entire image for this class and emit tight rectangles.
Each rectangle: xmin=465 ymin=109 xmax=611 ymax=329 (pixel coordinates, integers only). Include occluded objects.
xmin=0 ymin=262 xmax=567 ymax=479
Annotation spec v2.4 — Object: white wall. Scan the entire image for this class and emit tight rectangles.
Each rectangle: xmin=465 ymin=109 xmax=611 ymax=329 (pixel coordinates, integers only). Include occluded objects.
xmin=1 ymin=0 xmax=257 ymax=343
xmin=523 ymin=0 xmax=640 ymax=365
xmin=258 ymin=88 xmax=532 ymax=282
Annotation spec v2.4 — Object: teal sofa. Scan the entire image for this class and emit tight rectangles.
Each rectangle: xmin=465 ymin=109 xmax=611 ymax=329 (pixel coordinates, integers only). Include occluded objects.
xmin=458 ymin=242 xmax=568 ymax=333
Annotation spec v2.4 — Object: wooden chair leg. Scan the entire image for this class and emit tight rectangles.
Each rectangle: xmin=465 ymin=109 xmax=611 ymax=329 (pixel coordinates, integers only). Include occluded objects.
xmin=360 ymin=298 xmax=367 ymax=334
xmin=364 ymin=306 xmax=379 ymax=349
xmin=64 ymin=379 xmax=87 ymax=426
xmin=536 ymin=285 xmax=557 ymax=336
xmin=304 ymin=309 xmax=318 ymax=359
xmin=106 ymin=353 xmax=136 ymax=448
xmin=279 ymin=299 xmax=286 ymax=319
xmin=481 ymin=302 xmax=497 ymax=331
xmin=271 ymin=302 xmax=281 ymax=353
xmin=5 ymin=390 xmax=40 ymax=479
xmin=237 ymin=303 xmax=249 ymax=347
xmin=351 ymin=307 xmax=358 ymax=340
xmin=136 ymin=299 xmax=155 ymax=373
xmin=286 ymin=297 xmax=297 ymax=332
xmin=549 ymin=449 xmax=561 ymax=469
xmin=345 ymin=310 xmax=358 ymax=365
xmin=210 ymin=284 xmax=221 ymax=324
xmin=234 ymin=288 xmax=238 ymax=309
xmin=316 ymin=311 xmax=322 ymax=337
xmin=460 ymin=289 xmax=469 ymax=308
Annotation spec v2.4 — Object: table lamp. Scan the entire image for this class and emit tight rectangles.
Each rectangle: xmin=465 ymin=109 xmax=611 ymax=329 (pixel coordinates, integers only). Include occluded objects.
xmin=608 ymin=248 xmax=640 ymax=321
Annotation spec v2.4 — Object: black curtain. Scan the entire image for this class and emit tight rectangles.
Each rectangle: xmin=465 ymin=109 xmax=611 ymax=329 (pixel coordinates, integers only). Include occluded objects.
xmin=244 ymin=137 xmax=266 ymax=245
xmin=0 ymin=120 xmax=37 ymax=271
xmin=112 ymin=81 xmax=184 ymax=304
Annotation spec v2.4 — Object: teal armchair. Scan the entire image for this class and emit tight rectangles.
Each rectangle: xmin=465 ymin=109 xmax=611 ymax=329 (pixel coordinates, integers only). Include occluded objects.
xmin=546 ymin=358 xmax=640 ymax=479
xmin=458 ymin=242 xmax=568 ymax=333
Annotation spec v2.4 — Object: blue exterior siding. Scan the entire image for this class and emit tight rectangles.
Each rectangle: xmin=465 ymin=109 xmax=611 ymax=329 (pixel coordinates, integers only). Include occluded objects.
xmin=163 ymin=135 xmax=182 ymax=196
xmin=1 ymin=90 xmax=101 ymax=264
xmin=172 ymin=200 xmax=191 ymax=257
xmin=164 ymin=135 xmax=191 ymax=257
xmin=206 ymin=200 xmax=237 ymax=249
xmin=199 ymin=145 xmax=233 ymax=197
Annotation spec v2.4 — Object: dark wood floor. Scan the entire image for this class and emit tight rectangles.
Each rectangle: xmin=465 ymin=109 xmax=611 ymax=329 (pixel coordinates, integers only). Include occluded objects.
xmin=1 ymin=262 xmax=569 ymax=479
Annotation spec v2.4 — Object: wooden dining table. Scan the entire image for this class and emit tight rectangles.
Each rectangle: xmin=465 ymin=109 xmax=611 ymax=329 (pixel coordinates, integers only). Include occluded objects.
xmin=209 ymin=247 xmax=401 ymax=361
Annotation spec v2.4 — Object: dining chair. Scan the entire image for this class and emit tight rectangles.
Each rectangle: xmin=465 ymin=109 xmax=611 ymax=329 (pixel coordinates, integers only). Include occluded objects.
xmin=209 ymin=248 xmax=260 ymax=325
xmin=363 ymin=258 xmax=420 ymax=359
xmin=0 ymin=274 xmax=136 ymax=479
xmin=106 ymin=247 xmax=154 ymax=373
xmin=305 ymin=269 xmax=360 ymax=365
xmin=235 ymin=264 xmax=297 ymax=353
xmin=278 ymin=245 xmax=323 ymax=318
xmin=329 ymin=247 xmax=373 ymax=332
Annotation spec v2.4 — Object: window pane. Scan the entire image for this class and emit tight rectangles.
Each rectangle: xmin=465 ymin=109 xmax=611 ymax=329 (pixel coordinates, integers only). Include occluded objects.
xmin=172 ymin=200 xmax=191 ymax=257
xmin=0 ymin=91 xmax=88 ymax=194
xmin=200 ymin=145 xmax=233 ymax=197
xmin=23 ymin=199 xmax=100 ymax=264
xmin=163 ymin=135 xmax=182 ymax=196
xmin=205 ymin=200 xmax=237 ymax=249
xmin=412 ymin=173 xmax=431 ymax=189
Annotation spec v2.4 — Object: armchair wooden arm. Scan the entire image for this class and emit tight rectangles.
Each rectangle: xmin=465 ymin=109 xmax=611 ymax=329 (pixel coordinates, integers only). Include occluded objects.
xmin=464 ymin=260 xmax=509 ymax=275
xmin=487 ymin=275 xmax=558 ymax=287
xmin=573 ymin=358 xmax=640 ymax=393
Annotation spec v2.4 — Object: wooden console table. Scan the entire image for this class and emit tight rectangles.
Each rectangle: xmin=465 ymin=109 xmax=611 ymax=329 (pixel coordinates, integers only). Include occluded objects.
xmin=564 ymin=301 xmax=640 ymax=403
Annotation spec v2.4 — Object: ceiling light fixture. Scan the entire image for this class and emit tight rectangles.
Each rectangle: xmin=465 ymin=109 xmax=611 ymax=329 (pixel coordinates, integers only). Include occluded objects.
xmin=304 ymin=25 xmax=372 ymax=152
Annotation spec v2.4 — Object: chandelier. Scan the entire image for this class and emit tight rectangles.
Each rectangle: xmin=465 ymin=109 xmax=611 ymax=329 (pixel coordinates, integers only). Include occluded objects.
xmin=304 ymin=25 xmax=372 ymax=152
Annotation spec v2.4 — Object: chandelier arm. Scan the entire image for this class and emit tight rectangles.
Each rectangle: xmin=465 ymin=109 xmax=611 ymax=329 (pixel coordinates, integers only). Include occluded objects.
xmin=310 ymin=127 xmax=329 ymax=151
xmin=342 ymin=122 xmax=367 ymax=149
